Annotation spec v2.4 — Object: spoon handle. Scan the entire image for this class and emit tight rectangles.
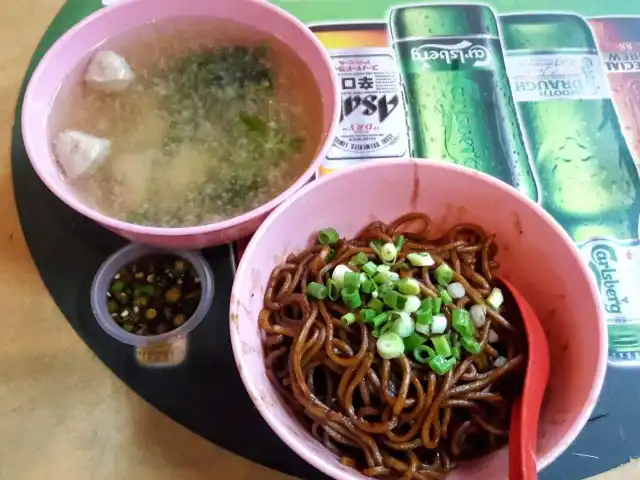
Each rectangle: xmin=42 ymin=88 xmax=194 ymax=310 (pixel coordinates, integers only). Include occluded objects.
xmin=509 ymin=397 xmax=537 ymax=480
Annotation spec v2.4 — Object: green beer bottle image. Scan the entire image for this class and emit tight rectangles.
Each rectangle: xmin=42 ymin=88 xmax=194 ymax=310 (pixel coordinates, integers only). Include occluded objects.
xmin=500 ymin=13 xmax=640 ymax=366
xmin=389 ymin=4 xmax=539 ymax=201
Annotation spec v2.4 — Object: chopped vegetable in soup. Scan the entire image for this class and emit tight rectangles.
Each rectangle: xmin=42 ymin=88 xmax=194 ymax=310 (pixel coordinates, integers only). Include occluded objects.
xmin=52 ymin=18 xmax=324 ymax=228
xmin=107 ymin=255 xmax=201 ymax=336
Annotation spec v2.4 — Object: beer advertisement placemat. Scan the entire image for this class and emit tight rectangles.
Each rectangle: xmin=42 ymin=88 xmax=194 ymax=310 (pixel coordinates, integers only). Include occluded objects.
xmin=10 ymin=0 xmax=640 ymax=480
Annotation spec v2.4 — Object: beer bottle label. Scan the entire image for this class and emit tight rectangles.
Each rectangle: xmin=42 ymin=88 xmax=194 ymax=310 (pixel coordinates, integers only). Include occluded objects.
xmin=579 ymin=237 xmax=640 ymax=365
xmin=324 ymin=47 xmax=409 ymax=170
xmin=504 ymin=50 xmax=611 ymax=102
xmin=396 ymin=36 xmax=499 ymax=72
xmin=601 ymin=46 xmax=640 ymax=73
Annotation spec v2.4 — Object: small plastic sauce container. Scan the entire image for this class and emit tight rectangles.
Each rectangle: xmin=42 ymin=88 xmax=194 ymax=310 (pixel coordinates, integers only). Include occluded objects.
xmin=91 ymin=244 xmax=214 ymax=366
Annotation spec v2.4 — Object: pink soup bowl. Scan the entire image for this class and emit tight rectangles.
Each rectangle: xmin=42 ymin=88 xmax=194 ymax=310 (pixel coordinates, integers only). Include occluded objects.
xmin=22 ymin=0 xmax=339 ymax=249
xmin=230 ymin=158 xmax=607 ymax=480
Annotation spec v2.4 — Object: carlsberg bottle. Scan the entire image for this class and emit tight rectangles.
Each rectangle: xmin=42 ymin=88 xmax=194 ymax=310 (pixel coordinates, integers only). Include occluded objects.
xmin=389 ymin=4 xmax=538 ymax=201
xmin=500 ymin=13 xmax=640 ymax=366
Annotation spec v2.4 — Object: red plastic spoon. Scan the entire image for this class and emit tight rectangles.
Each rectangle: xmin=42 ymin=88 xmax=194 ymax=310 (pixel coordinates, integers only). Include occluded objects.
xmin=499 ymin=277 xmax=550 ymax=480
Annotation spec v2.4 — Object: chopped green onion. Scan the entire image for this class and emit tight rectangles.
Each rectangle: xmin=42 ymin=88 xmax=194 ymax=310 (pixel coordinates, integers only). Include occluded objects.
xmin=395 ymin=235 xmax=405 ymax=252
xmin=390 ymin=311 xmax=414 ymax=338
xmin=487 ymin=287 xmax=504 ymax=309
xmin=461 ymin=336 xmax=483 ymax=354
xmin=361 ymin=278 xmax=377 ymax=294
xmin=435 ymin=263 xmax=454 ymax=286
xmin=415 ymin=322 xmax=430 ymax=335
xmin=391 ymin=261 xmax=410 ymax=271
xmin=431 ymin=335 xmax=452 ymax=357
xmin=327 ymin=248 xmax=336 ymax=262
xmin=358 ymin=308 xmax=377 ymax=323
xmin=378 ymin=282 xmax=393 ymax=295
xmin=451 ymin=308 xmax=474 ymax=338
xmin=318 ymin=228 xmax=339 ymax=245
xmin=377 ymin=332 xmax=405 ymax=359
xmin=377 ymin=264 xmax=391 ymax=274
xmin=407 ymin=252 xmax=435 ymax=267
xmin=416 ymin=310 xmax=433 ymax=325
xmin=451 ymin=345 xmax=461 ymax=359
xmin=402 ymin=295 xmax=421 ymax=313
xmin=110 ymin=281 xmax=125 ymax=294
xmin=470 ymin=304 xmax=487 ymax=328
xmin=326 ymin=279 xmax=339 ymax=301
xmin=307 ymin=282 xmax=327 ymax=300
xmin=382 ymin=290 xmax=407 ymax=311
xmin=372 ymin=312 xmax=390 ymax=328
xmin=431 ymin=314 xmax=448 ymax=334
xmin=362 ymin=261 xmax=378 ymax=277
xmin=447 ymin=282 xmax=466 ymax=299
xmin=373 ymin=272 xmax=390 ymax=285
xmin=428 ymin=355 xmax=457 ymax=375
xmin=413 ymin=345 xmax=436 ymax=364
xmin=433 ymin=297 xmax=442 ymax=314
xmin=332 ymin=264 xmax=352 ymax=288
xmin=439 ymin=287 xmax=454 ymax=306
xmin=367 ymin=297 xmax=384 ymax=313
xmin=420 ymin=297 xmax=434 ymax=314
xmin=370 ymin=239 xmax=385 ymax=255
xmin=341 ymin=312 xmax=356 ymax=326
xmin=379 ymin=242 xmax=397 ymax=263
xmin=403 ymin=332 xmax=426 ymax=351
xmin=341 ymin=286 xmax=362 ymax=309
xmin=397 ymin=278 xmax=421 ymax=296
xmin=350 ymin=252 xmax=369 ymax=266
xmin=388 ymin=271 xmax=400 ymax=282
xmin=343 ymin=271 xmax=361 ymax=289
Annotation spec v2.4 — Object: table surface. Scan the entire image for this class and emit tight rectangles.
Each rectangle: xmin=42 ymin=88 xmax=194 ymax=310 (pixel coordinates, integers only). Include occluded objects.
xmin=0 ymin=1 xmax=638 ymax=479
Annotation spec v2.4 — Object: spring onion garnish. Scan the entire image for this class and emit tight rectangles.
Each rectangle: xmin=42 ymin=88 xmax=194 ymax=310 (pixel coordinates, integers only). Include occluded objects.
xmin=382 ymin=290 xmax=407 ymax=311
xmin=420 ymin=297 xmax=433 ymax=313
xmin=415 ymin=322 xmax=430 ymax=335
xmin=403 ymin=332 xmax=426 ymax=351
xmin=343 ymin=271 xmax=361 ymax=290
xmin=362 ymin=261 xmax=378 ymax=277
xmin=428 ymin=355 xmax=457 ymax=375
xmin=379 ymin=242 xmax=397 ymax=263
xmin=367 ymin=297 xmax=384 ymax=313
xmin=359 ymin=308 xmax=377 ymax=323
xmin=373 ymin=271 xmax=390 ymax=285
xmin=378 ymin=283 xmax=393 ymax=295
xmin=413 ymin=345 xmax=436 ymax=364
xmin=447 ymin=282 xmax=465 ymax=299
xmin=431 ymin=335 xmax=452 ymax=358
xmin=341 ymin=286 xmax=362 ymax=309
xmin=487 ymin=287 xmax=504 ymax=309
xmin=435 ymin=263 xmax=454 ymax=286
xmin=469 ymin=304 xmax=487 ymax=328
xmin=402 ymin=295 xmax=421 ymax=314
xmin=377 ymin=264 xmax=391 ymax=274
xmin=388 ymin=271 xmax=400 ymax=282
xmin=318 ymin=228 xmax=339 ymax=246
xmin=397 ymin=278 xmax=421 ymax=296
xmin=390 ymin=311 xmax=414 ymax=338
xmin=395 ymin=235 xmax=405 ymax=252
xmin=439 ymin=288 xmax=453 ymax=306
xmin=341 ymin=312 xmax=356 ymax=326
xmin=451 ymin=308 xmax=474 ymax=338
xmin=406 ymin=252 xmax=435 ymax=267
xmin=488 ymin=329 xmax=499 ymax=343
xmin=307 ymin=282 xmax=327 ymax=300
xmin=494 ymin=356 xmax=508 ymax=368
xmin=431 ymin=314 xmax=448 ymax=334
xmin=433 ymin=297 xmax=442 ymax=314
xmin=361 ymin=278 xmax=376 ymax=294
xmin=325 ymin=279 xmax=339 ymax=301
xmin=391 ymin=261 xmax=410 ymax=271
xmin=416 ymin=309 xmax=433 ymax=326
xmin=372 ymin=312 xmax=390 ymax=328
xmin=332 ymin=264 xmax=352 ymax=288
xmin=377 ymin=332 xmax=405 ymax=359
xmin=350 ymin=252 xmax=369 ymax=266
xmin=451 ymin=345 xmax=461 ymax=359
xmin=461 ymin=336 xmax=482 ymax=354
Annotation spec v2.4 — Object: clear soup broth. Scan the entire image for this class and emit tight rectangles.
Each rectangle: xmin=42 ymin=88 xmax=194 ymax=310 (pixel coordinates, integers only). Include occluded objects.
xmin=51 ymin=17 xmax=325 ymax=228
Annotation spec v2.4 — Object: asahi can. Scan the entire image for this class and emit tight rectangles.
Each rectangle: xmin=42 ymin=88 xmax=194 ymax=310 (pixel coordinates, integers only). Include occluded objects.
xmin=589 ymin=17 xmax=640 ymax=162
xmin=310 ymin=23 xmax=409 ymax=176
xmin=500 ymin=13 xmax=640 ymax=366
